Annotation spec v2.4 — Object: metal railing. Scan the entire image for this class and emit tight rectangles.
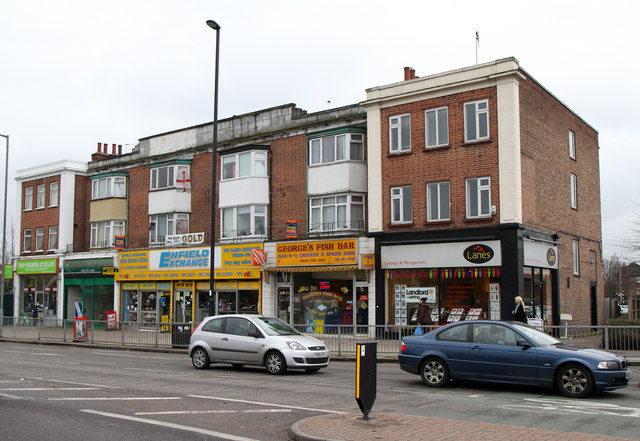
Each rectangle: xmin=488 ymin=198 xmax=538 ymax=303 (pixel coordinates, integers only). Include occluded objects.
xmin=1 ymin=317 xmax=638 ymax=358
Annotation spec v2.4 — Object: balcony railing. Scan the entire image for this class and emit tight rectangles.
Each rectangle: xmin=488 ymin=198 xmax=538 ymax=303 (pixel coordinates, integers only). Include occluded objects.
xmin=308 ymin=219 xmax=366 ymax=237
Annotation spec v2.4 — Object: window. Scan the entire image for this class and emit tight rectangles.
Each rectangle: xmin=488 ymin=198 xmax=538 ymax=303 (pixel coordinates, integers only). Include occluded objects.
xmin=466 ymin=177 xmax=491 ymax=218
xmin=92 ymin=176 xmax=126 ymax=199
xmin=23 ymin=229 xmax=32 ymax=252
xmin=36 ymin=185 xmax=45 ymax=209
xmin=309 ymin=133 xmax=364 ymax=165
xmin=91 ymin=220 xmax=126 ymax=248
xmin=569 ymin=130 xmax=576 ymax=160
xmin=24 ymin=187 xmax=33 ymax=211
xmin=464 ymin=99 xmax=489 ymax=142
xmin=149 ymin=214 xmax=188 ymax=243
xmin=48 ymin=226 xmax=58 ymax=250
xmin=437 ymin=323 xmax=469 ymax=342
xmin=221 ymin=205 xmax=267 ymax=238
xmin=222 ymin=151 xmax=268 ymax=180
xmin=49 ymin=182 xmax=59 ymax=207
xmin=309 ymin=194 xmax=365 ymax=233
xmin=573 ymin=240 xmax=580 ymax=275
xmin=570 ymin=174 xmax=578 ymax=209
xmin=425 ymin=107 xmax=449 ymax=148
xmin=150 ymin=164 xmax=189 ymax=190
xmin=391 ymin=186 xmax=412 ymax=224
xmin=389 ymin=114 xmax=411 ymax=153
xmin=427 ymin=181 xmax=450 ymax=221
xmin=35 ymin=228 xmax=44 ymax=251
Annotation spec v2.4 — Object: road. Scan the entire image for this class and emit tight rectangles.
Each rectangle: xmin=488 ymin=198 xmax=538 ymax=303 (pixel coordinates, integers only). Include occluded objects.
xmin=1 ymin=341 xmax=639 ymax=440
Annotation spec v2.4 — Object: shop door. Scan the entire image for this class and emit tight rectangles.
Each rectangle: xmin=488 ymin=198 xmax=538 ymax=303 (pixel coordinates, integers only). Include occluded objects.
xmin=356 ymin=286 xmax=369 ymax=332
xmin=277 ymin=287 xmax=291 ymax=323
xmin=174 ymin=291 xmax=193 ymax=323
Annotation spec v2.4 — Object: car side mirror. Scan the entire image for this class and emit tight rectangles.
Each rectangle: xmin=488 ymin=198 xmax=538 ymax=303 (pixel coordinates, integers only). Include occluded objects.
xmin=516 ymin=338 xmax=531 ymax=348
xmin=248 ymin=330 xmax=263 ymax=339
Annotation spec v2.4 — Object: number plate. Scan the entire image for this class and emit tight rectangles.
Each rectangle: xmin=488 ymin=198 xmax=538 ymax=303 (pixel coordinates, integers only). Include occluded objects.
xmin=626 ymin=370 xmax=632 ymax=380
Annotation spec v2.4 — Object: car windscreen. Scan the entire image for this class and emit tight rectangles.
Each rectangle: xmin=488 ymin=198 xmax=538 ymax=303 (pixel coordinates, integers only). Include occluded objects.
xmin=512 ymin=323 xmax=561 ymax=346
xmin=254 ymin=317 xmax=302 ymax=336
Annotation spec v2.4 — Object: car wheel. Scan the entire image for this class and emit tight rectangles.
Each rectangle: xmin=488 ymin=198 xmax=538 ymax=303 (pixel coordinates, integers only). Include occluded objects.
xmin=305 ymin=368 xmax=320 ymax=373
xmin=191 ymin=347 xmax=210 ymax=370
xmin=419 ymin=357 xmax=450 ymax=387
xmin=556 ymin=363 xmax=594 ymax=398
xmin=265 ymin=351 xmax=287 ymax=375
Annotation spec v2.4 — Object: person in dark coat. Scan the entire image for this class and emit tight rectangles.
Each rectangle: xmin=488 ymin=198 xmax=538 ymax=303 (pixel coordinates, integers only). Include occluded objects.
xmin=512 ymin=296 xmax=527 ymax=323
xmin=416 ymin=297 xmax=432 ymax=332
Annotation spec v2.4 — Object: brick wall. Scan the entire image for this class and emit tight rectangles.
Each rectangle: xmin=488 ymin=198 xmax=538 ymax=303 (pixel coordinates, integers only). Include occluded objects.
xmin=519 ymin=78 xmax=603 ymax=324
xmin=20 ymin=177 xmax=60 ymax=253
xmin=73 ymin=175 xmax=90 ymax=251
xmin=127 ymin=165 xmax=150 ymax=248
xmin=379 ymin=87 xmax=500 ymax=231
xmin=190 ymin=152 xmax=216 ymax=243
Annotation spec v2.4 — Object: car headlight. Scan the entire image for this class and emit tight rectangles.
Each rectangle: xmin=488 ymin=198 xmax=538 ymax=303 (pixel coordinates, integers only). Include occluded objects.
xmin=597 ymin=361 xmax=619 ymax=370
xmin=287 ymin=341 xmax=307 ymax=351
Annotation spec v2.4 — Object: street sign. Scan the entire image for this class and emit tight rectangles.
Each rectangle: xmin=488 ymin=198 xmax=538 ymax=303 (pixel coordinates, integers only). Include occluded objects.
xmin=102 ymin=266 xmax=118 ymax=275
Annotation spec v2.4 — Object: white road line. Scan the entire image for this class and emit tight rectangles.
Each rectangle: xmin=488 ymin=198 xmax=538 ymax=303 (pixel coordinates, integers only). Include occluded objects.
xmin=49 ymin=396 xmax=183 ymax=401
xmin=124 ymin=367 xmax=193 ymax=374
xmin=91 ymin=351 xmax=171 ymax=360
xmin=189 ymin=394 xmax=345 ymax=414
xmin=29 ymin=377 xmax=121 ymax=389
xmin=502 ymin=398 xmax=640 ymax=418
xmin=136 ymin=409 xmax=292 ymax=415
xmin=3 ymin=350 xmax=65 ymax=357
xmin=80 ymin=409 xmax=260 ymax=441
xmin=2 ymin=387 xmax=99 ymax=391
xmin=0 ymin=392 xmax=22 ymax=399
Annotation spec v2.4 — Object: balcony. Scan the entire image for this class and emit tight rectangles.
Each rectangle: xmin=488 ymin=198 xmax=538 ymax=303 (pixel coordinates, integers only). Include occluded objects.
xmin=308 ymin=220 xmax=366 ymax=238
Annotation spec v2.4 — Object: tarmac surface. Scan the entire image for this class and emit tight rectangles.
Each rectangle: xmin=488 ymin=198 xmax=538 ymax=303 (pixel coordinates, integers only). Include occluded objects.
xmin=290 ymin=412 xmax=637 ymax=441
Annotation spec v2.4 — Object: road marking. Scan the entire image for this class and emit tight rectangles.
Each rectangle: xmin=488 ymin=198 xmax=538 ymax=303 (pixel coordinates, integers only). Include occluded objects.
xmin=2 ymin=387 xmax=99 ymax=391
xmin=0 ymin=392 xmax=22 ymax=399
xmin=49 ymin=396 xmax=183 ymax=401
xmin=80 ymin=409 xmax=260 ymax=441
xmin=3 ymin=350 xmax=65 ymax=357
xmin=124 ymin=367 xmax=194 ymax=375
xmin=503 ymin=398 xmax=640 ymax=418
xmin=189 ymin=394 xmax=345 ymax=414
xmin=29 ymin=377 xmax=121 ymax=389
xmin=92 ymin=351 xmax=171 ymax=360
xmin=136 ymin=409 xmax=292 ymax=415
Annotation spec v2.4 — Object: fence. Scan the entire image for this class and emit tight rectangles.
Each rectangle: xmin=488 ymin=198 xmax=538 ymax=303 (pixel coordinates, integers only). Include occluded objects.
xmin=1 ymin=317 xmax=639 ymax=358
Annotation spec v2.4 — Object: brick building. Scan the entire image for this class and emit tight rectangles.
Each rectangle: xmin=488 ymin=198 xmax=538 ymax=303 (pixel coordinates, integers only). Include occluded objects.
xmin=362 ymin=58 xmax=603 ymax=327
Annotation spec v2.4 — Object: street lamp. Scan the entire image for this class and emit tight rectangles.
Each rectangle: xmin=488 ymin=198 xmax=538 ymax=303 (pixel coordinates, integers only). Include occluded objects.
xmin=0 ymin=134 xmax=9 ymax=336
xmin=206 ymin=20 xmax=220 ymax=315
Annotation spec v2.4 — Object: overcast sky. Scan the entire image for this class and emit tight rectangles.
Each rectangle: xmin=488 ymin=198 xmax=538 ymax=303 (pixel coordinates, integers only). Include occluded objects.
xmin=1 ymin=0 xmax=638 ymax=261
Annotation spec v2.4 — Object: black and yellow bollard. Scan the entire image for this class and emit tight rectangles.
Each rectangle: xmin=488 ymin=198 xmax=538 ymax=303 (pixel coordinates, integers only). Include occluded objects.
xmin=355 ymin=341 xmax=377 ymax=420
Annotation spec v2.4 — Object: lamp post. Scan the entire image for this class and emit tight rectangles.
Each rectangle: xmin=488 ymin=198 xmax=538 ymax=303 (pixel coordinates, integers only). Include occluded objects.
xmin=0 ymin=134 xmax=9 ymax=335
xmin=206 ymin=20 xmax=220 ymax=314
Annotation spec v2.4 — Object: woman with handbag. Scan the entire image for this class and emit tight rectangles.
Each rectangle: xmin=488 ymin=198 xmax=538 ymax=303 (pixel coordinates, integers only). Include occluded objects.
xmin=416 ymin=297 xmax=432 ymax=333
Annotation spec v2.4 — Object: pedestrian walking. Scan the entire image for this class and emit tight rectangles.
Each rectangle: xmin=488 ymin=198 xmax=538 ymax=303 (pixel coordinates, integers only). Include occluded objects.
xmin=416 ymin=297 xmax=432 ymax=332
xmin=31 ymin=306 xmax=39 ymax=327
xmin=512 ymin=296 xmax=527 ymax=323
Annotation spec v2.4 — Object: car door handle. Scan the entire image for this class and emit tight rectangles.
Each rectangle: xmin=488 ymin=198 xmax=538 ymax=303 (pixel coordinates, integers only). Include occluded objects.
xmin=470 ymin=345 xmax=481 ymax=350
xmin=221 ymin=337 xmax=228 ymax=341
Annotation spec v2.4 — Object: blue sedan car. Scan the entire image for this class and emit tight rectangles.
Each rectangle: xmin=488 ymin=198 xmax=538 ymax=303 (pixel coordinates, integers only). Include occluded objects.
xmin=398 ymin=320 xmax=631 ymax=398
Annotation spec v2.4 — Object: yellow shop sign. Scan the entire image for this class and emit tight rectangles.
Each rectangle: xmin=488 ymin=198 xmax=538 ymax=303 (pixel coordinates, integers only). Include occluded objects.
xmin=276 ymin=239 xmax=357 ymax=266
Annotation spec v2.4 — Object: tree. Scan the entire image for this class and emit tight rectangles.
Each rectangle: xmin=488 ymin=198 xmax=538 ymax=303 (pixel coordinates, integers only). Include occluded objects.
xmin=603 ymin=254 xmax=622 ymax=300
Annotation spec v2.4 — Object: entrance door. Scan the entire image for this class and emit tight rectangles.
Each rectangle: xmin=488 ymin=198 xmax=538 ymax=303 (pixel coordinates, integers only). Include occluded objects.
xmin=590 ymin=284 xmax=598 ymax=326
xmin=173 ymin=291 xmax=192 ymax=323
xmin=277 ymin=287 xmax=291 ymax=323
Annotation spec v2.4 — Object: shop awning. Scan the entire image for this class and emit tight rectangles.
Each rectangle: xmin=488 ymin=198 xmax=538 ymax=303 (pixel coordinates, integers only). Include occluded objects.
xmin=263 ymin=265 xmax=359 ymax=273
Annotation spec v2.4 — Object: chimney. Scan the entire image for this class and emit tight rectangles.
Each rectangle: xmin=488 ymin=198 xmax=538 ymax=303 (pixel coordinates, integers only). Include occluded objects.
xmin=404 ymin=67 xmax=412 ymax=81
xmin=410 ymin=68 xmax=416 ymax=79
xmin=118 ymin=145 xmax=122 ymax=155
xmin=97 ymin=142 xmax=102 ymax=152
xmin=103 ymin=142 xmax=108 ymax=153
xmin=112 ymin=143 xmax=116 ymax=154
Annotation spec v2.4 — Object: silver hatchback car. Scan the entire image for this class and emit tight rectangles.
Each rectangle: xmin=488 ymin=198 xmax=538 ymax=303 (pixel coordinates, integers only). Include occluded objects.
xmin=188 ymin=314 xmax=330 ymax=375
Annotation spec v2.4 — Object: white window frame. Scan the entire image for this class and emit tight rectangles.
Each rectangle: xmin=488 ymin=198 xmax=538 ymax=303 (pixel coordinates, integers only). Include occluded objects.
xmin=48 ymin=226 xmax=58 ymax=250
xmin=389 ymin=114 xmax=411 ymax=153
xmin=309 ymin=133 xmax=364 ymax=165
xmin=466 ymin=177 xmax=491 ymax=218
xmin=49 ymin=182 xmax=59 ymax=207
xmin=570 ymin=174 xmax=578 ymax=209
xmin=149 ymin=214 xmax=188 ymax=244
xmin=90 ymin=220 xmax=126 ymax=248
xmin=464 ymin=99 xmax=489 ymax=142
xmin=23 ymin=229 xmax=32 ymax=252
xmin=390 ymin=186 xmax=412 ymax=224
xmin=309 ymin=194 xmax=365 ymax=233
xmin=425 ymin=107 xmax=449 ymax=148
xmin=150 ymin=165 xmax=190 ymax=190
xmin=573 ymin=240 xmax=580 ymax=275
xmin=92 ymin=176 xmax=127 ymax=199
xmin=427 ymin=181 xmax=450 ymax=222
xmin=35 ymin=227 xmax=44 ymax=251
xmin=24 ymin=187 xmax=33 ymax=211
xmin=222 ymin=151 xmax=267 ymax=180
xmin=569 ymin=130 xmax=576 ymax=160
xmin=36 ymin=184 xmax=45 ymax=209
xmin=221 ymin=205 xmax=267 ymax=239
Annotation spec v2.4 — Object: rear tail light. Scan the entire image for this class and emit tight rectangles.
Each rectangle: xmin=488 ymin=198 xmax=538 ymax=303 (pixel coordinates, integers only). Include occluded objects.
xmin=191 ymin=321 xmax=204 ymax=335
xmin=401 ymin=343 xmax=406 ymax=352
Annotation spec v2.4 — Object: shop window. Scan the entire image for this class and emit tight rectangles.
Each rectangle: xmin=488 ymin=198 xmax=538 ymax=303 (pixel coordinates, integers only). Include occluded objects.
xmin=24 ymin=187 xmax=33 ymax=211
xmin=425 ymin=107 xmax=449 ymax=148
xmin=389 ymin=114 xmax=411 ymax=153
xmin=36 ymin=185 xmax=45 ymax=209
xmin=309 ymin=194 xmax=364 ymax=233
xmin=222 ymin=151 xmax=267 ymax=179
xmin=149 ymin=213 xmax=188 ymax=244
xmin=391 ymin=186 xmax=412 ymax=224
xmin=49 ymin=182 xmax=59 ymax=207
xmin=466 ymin=177 xmax=491 ymax=218
xmin=464 ymin=99 xmax=489 ymax=142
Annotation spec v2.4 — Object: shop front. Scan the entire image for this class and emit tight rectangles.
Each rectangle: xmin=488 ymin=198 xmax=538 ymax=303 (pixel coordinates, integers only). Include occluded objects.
xmin=63 ymin=256 xmax=116 ymax=323
xmin=522 ymin=238 xmax=558 ymax=324
xmin=381 ymin=241 xmax=503 ymax=326
xmin=14 ymin=258 xmax=59 ymax=324
xmin=264 ymin=237 xmax=374 ymax=331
